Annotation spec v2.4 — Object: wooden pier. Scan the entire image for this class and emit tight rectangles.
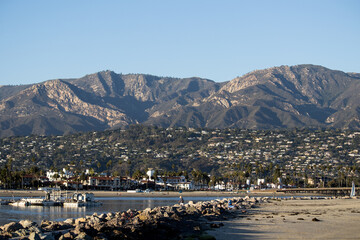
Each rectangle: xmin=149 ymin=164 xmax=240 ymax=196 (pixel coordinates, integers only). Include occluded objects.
xmin=276 ymin=187 xmax=359 ymax=196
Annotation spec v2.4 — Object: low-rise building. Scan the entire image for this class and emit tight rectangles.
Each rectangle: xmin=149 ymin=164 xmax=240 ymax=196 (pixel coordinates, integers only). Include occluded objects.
xmin=86 ymin=176 xmax=121 ymax=190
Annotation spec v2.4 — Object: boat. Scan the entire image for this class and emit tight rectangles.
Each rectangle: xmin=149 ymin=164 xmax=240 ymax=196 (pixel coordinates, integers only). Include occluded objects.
xmin=9 ymin=197 xmax=62 ymax=206
xmin=25 ymin=198 xmax=62 ymax=206
xmin=9 ymin=190 xmax=62 ymax=207
xmin=63 ymin=192 xmax=102 ymax=207
xmin=9 ymin=199 xmax=30 ymax=207
xmin=350 ymin=181 xmax=356 ymax=198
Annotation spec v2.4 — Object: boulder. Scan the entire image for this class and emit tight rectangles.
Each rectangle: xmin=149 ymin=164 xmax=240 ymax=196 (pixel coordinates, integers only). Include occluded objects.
xmin=89 ymin=216 xmax=101 ymax=226
xmin=28 ymin=226 xmax=42 ymax=234
xmin=29 ymin=232 xmax=41 ymax=240
xmin=14 ymin=228 xmax=28 ymax=237
xmin=186 ymin=206 xmax=199 ymax=215
xmin=1 ymin=222 xmax=23 ymax=233
xmin=0 ymin=232 xmax=12 ymax=239
xmin=131 ymin=217 xmax=140 ymax=225
xmin=64 ymin=218 xmax=75 ymax=225
xmin=137 ymin=211 xmax=152 ymax=222
xmin=74 ymin=232 xmax=92 ymax=240
xmin=43 ymin=222 xmax=72 ymax=231
xmin=73 ymin=223 xmax=86 ymax=235
xmin=64 ymin=232 xmax=74 ymax=239
xmin=74 ymin=218 xmax=87 ymax=225
xmin=170 ymin=213 xmax=181 ymax=221
xmin=19 ymin=220 xmax=37 ymax=229
xmin=106 ymin=217 xmax=124 ymax=228
xmin=42 ymin=233 xmax=56 ymax=240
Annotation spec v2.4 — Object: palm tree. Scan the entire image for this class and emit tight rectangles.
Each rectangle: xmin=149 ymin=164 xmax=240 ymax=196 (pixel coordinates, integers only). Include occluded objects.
xmin=106 ymin=160 xmax=113 ymax=175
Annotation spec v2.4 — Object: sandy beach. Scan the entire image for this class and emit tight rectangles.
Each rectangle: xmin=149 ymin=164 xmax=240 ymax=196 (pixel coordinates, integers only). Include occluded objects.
xmin=208 ymin=198 xmax=360 ymax=239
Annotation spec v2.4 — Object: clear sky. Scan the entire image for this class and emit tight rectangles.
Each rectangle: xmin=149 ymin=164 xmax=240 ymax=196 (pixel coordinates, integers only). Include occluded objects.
xmin=0 ymin=0 xmax=359 ymax=85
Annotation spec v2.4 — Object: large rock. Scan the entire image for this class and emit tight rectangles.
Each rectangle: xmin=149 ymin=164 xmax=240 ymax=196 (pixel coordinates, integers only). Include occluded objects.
xmin=14 ymin=229 xmax=28 ymax=237
xmin=74 ymin=232 xmax=92 ymax=240
xmin=29 ymin=232 xmax=41 ymax=240
xmin=1 ymin=222 xmax=23 ymax=233
xmin=186 ymin=206 xmax=200 ymax=215
xmin=59 ymin=231 xmax=73 ymax=240
xmin=74 ymin=218 xmax=87 ymax=225
xmin=19 ymin=220 xmax=37 ymax=229
xmin=64 ymin=218 xmax=75 ymax=225
xmin=42 ymin=233 xmax=56 ymax=240
xmin=137 ymin=210 xmax=152 ymax=222
xmin=42 ymin=222 xmax=72 ymax=231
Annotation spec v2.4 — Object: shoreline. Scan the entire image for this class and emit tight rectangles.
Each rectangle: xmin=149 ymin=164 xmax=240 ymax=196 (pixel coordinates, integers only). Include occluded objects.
xmin=0 ymin=189 xmax=326 ymax=198
xmin=1 ymin=192 xmax=358 ymax=239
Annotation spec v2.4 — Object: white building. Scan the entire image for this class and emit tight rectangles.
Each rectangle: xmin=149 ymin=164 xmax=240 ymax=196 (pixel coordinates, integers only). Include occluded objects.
xmin=257 ymin=178 xmax=265 ymax=186
xmin=157 ymin=176 xmax=193 ymax=190
xmin=46 ymin=170 xmax=60 ymax=181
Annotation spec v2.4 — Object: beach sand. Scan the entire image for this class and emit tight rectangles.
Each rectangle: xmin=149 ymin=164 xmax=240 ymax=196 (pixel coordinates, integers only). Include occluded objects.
xmin=208 ymin=198 xmax=360 ymax=239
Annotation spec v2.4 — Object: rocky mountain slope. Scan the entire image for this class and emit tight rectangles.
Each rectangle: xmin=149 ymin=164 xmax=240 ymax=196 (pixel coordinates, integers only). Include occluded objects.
xmin=0 ymin=65 xmax=359 ymax=137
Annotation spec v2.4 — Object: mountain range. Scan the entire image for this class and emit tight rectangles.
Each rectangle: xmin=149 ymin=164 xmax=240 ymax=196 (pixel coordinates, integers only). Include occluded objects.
xmin=1 ymin=64 xmax=359 ymax=137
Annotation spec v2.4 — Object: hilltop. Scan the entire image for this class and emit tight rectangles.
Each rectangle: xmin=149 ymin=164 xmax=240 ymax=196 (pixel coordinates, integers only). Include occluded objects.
xmin=1 ymin=65 xmax=360 ymax=137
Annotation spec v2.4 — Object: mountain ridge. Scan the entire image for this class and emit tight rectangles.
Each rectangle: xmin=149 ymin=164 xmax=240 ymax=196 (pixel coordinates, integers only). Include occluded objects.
xmin=0 ymin=64 xmax=359 ymax=137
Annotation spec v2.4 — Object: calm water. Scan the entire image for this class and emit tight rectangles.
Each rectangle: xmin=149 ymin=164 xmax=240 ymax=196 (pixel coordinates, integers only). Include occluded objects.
xmin=0 ymin=196 xmax=225 ymax=225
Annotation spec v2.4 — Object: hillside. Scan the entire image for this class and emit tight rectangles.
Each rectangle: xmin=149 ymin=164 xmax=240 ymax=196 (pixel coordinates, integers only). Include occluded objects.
xmin=0 ymin=65 xmax=359 ymax=137
xmin=1 ymin=126 xmax=359 ymax=187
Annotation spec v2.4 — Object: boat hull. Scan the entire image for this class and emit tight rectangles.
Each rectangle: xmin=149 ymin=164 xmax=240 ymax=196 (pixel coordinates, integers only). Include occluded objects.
xmin=63 ymin=201 xmax=102 ymax=207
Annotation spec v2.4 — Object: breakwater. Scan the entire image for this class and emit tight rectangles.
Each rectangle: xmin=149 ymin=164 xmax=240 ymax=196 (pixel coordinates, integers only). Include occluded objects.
xmin=0 ymin=196 xmax=268 ymax=240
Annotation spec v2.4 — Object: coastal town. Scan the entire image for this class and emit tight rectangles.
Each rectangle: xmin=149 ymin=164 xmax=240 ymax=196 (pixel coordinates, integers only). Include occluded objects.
xmin=2 ymin=1 xmax=360 ymax=239
xmin=1 ymin=126 xmax=359 ymax=191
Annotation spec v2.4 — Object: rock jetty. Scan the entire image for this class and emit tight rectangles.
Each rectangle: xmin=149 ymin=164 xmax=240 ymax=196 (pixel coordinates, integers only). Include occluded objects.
xmin=0 ymin=196 xmax=269 ymax=240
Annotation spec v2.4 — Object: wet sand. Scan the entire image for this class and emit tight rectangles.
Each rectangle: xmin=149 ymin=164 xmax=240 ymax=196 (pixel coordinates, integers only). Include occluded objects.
xmin=208 ymin=198 xmax=360 ymax=239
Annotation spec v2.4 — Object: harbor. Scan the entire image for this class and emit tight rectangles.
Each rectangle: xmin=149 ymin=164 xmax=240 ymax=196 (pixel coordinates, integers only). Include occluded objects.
xmin=0 ymin=194 xmax=225 ymax=226
xmin=2 ymin=190 xmax=102 ymax=208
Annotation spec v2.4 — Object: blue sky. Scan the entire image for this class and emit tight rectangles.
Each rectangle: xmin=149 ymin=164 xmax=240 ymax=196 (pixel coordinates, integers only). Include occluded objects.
xmin=0 ymin=0 xmax=359 ymax=85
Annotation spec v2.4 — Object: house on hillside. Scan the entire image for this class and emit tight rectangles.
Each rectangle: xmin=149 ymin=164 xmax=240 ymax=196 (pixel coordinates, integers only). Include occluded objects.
xmin=156 ymin=176 xmax=193 ymax=190
xmin=63 ymin=181 xmax=83 ymax=190
xmin=86 ymin=176 xmax=121 ymax=190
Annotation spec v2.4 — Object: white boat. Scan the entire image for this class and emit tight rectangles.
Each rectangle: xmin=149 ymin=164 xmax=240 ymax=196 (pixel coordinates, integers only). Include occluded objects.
xmin=26 ymin=198 xmax=62 ymax=206
xmin=9 ymin=191 xmax=62 ymax=207
xmin=63 ymin=192 xmax=102 ymax=207
xmin=350 ymin=181 xmax=356 ymax=198
xmin=9 ymin=199 xmax=30 ymax=207
xmin=9 ymin=197 xmax=62 ymax=206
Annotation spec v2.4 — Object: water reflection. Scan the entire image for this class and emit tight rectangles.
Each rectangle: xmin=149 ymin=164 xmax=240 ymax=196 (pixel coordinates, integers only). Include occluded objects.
xmin=0 ymin=205 xmax=87 ymax=224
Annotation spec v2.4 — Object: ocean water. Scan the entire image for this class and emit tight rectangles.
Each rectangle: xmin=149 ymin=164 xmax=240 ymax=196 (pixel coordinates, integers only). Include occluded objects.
xmin=0 ymin=196 xmax=225 ymax=225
